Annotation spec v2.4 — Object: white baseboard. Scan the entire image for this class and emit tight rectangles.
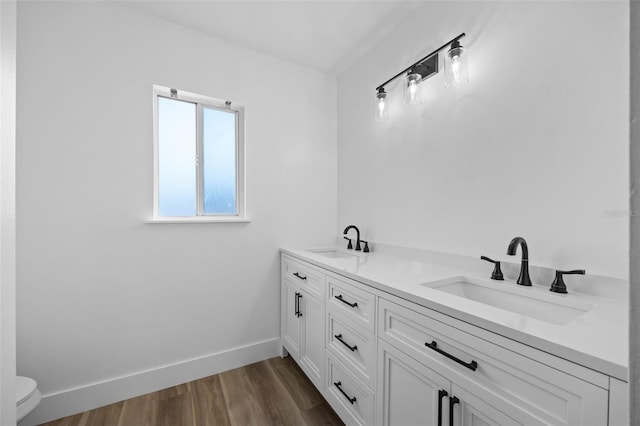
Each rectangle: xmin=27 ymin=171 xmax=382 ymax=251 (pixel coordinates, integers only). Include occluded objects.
xmin=21 ymin=338 xmax=281 ymax=426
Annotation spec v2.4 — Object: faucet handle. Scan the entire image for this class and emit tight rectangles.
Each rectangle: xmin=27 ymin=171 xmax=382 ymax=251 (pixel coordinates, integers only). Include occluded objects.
xmin=343 ymin=236 xmax=353 ymax=250
xmin=361 ymin=240 xmax=370 ymax=253
xmin=550 ymin=269 xmax=585 ymax=294
xmin=481 ymin=256 xmax=504 ymax=280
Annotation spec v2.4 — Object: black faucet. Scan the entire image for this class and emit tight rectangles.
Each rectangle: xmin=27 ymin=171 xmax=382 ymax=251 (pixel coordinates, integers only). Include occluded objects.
xmin=506 ymin=237 xmax=532 ymax=286
xmin=343 ymin=225 xmax=362 ymax=251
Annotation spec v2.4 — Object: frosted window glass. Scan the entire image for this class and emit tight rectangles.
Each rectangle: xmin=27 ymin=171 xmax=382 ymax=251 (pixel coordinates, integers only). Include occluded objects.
xmin=158 ymin=97 xmax=196 ymax=216
xmin=203 ymin=107 xmax=237 ymax=215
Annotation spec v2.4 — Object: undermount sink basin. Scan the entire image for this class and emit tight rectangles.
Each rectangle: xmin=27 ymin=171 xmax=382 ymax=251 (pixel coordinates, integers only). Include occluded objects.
xmin=423 ymin=278 xmax=593 ymax=326
xmin=308 ymin=249 xmax=355 ymax=259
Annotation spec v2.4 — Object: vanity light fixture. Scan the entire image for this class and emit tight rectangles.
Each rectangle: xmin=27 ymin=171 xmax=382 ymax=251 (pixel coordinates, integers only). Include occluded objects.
xmin=375 ymin=87 xmax=389 ymax=121
xmin=375 ymin=33 xmax=468 ymax=120
xmin=445 ymin=40 xmax=469 ymax=88
xmin=404 ymin=66 xmax=425 ymax=105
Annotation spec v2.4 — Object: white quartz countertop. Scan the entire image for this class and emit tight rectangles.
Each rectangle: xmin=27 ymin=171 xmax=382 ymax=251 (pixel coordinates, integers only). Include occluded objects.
xmin=281 ymin=246 xmax=628 ymax=381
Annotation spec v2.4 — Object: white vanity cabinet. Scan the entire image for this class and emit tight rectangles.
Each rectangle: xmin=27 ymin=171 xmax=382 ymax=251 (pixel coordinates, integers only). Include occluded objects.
xmin=280 ymin=251 xmax=623 ymax=426
xmin=280 ymin=255 xmax=326 ymax=392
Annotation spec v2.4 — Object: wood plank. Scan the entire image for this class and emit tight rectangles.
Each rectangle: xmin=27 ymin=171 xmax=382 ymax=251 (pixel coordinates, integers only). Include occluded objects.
xmin=117 ymin=393 xmax=157 ymax=426
xmin=219 ymin=360 xmax=305 ymax=426
xmin=155 ymin=393 xmax=194 ymax=426
xmin=245 ymin=361 xmax=305 ymax=426
xmin=268 ymin=356 xmax=325 ymax=411
xmin=218 ymin=364 xmax=268 ymax=426
xmin=300 ymin=402 xmax=343 ymax=426
xmin=190 ymin=375 xmax=231 ymax=426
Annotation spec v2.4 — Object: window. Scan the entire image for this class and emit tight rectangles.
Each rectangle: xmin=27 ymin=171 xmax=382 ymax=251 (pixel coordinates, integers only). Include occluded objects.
xmin=152 ymin=85 xmax=246 ymax=222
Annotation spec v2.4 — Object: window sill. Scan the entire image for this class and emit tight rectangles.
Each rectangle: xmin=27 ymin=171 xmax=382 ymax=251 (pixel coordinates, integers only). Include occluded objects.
xmin=147 ymin=217 xmax=251 ymax=224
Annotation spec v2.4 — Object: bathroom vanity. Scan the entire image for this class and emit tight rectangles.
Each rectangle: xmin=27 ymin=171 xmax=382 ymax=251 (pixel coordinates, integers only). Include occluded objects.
xmin=280 ymin=246 xmax=629 ymax=426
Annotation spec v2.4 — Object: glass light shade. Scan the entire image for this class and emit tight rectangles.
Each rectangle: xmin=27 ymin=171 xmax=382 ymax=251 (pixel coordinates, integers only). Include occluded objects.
xmin=445 ymin=43 xmax=469 ymax=88
xmin=404 ymin=72 xmax=422 ymax=105
xmin=375 ymin=89 xmax=389 ymax=121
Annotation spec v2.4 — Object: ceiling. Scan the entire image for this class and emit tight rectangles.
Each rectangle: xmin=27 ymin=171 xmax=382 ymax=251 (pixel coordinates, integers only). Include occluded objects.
xmin=117 ymin=1 xmax=424 ymax=75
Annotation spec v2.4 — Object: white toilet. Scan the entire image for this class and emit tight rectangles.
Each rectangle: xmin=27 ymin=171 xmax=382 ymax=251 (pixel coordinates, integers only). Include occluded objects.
xmin=16 ymin=376 xmax=41 ymax=423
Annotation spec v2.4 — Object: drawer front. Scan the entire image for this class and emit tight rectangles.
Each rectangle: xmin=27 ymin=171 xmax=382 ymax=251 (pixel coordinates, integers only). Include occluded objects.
xmin=281 ymin=255 xmax=324 ymax=299
xmin=327 ymin=275 xmax=376 ymax=333
xmin=327 ymin=313 xmax=376 ymax=389
xmin=326 ymin=352 xmax=374 ymax=426
xmin=378 ymin=298 xmax=608 ymax=426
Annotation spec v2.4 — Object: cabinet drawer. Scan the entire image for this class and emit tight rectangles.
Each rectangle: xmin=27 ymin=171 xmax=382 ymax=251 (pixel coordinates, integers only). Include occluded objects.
xmin=378 ymin=298 xmax=608 ymax=426
xmin=326 ymin=352 xmax=374 ymax=426
xmin=327 ymin=313 xmax=376 ymax=389
xmin=327 ymin=275 xmax=376 ymax=333
xmin=281 ymin=255 xmax=324 ymax=299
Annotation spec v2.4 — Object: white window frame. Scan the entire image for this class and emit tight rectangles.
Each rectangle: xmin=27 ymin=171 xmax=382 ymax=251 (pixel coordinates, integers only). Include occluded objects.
xmin=150 ymin=85 xmax=247 ymax=223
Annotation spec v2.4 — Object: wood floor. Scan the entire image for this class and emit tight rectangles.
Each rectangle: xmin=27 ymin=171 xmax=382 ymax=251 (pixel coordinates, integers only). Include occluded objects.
xmin=39 ymin=356 xmax=343 ymax=426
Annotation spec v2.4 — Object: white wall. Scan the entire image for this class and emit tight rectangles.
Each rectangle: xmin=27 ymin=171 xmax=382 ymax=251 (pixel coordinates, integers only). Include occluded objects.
xmin=0 ymin=0 xmax=17 ymax=424
xmin=17 ymin=1 xmax=336 ymax=421
xmin=338 ymin=1 xmax=629 ymax=279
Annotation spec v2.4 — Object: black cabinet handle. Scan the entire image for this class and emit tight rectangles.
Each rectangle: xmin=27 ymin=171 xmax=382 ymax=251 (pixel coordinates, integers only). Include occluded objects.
xmin=334 ymin=334 xmax=358 ymax=352
xmin=425 ymin=341 xmax=478 ymax=371
xmin=296 ymin=293 xmax=303 ymax=317
xmin=293 ymin=272 xmax=307 ymax=280
xmin=294 ymin=292 xmax=299 ymax=317
xmin=449 ymin=396 xmax=459 ymax=426
xmin=438 ymin=389 xmax=448 ymax=426
xmin=333 ymin=381 xmax=356 ymax=404
xmin=335 ymin=294 xmax=358 ymax=308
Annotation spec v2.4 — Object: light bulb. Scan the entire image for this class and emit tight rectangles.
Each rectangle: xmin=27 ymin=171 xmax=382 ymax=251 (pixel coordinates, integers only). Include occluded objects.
xmin=445 ymin=40 xmax=469 ymax=88
xmin=408 ymin=79 xmax=418 ymax=100
xmin=451 ymin=55 xmax=461 ymax=82
xmin=374 ymin=88 xmax=389 ymax=121
xmin=404 ymin=72 xmax=422 ymax=105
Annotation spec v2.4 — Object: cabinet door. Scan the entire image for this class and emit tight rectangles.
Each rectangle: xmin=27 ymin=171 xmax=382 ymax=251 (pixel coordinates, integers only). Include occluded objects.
xmin=281 ymin=280 xmax=301 ymax=359
xmin=451 ymin=379 xmax=553 ymax=426
xmin=450 ymin=383 xmax=526 ymax=426
xmin=377 ymin=340 xmax=450 ymax=426
xmin=299 ymin=290 xmax=325 ymax=392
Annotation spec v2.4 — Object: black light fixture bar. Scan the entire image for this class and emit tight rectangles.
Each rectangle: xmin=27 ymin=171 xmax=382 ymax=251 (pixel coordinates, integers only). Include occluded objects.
xmin=375 ymin=32 xmax=466 ymax=91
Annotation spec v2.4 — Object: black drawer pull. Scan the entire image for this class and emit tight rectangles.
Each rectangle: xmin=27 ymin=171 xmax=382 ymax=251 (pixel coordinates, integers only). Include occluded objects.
xmin=335 ymin=294 xmax=358 ymax=308
xmin=449 ymin=396 xmax=459 ymax=426
xmin=296 ymin=293 xmax=302 ymax=317
xmin=425 ymin=341 xmax=478 ymax=371
xmin=438 ymin=389 xmax=448 ymax=426
xmin=333 ymin=381 xmax=356 ymax=404
xmin=293 ymin=272 xmax=307 ymax=280
xmin=334 ymin=334 xmax=358 ymax=352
